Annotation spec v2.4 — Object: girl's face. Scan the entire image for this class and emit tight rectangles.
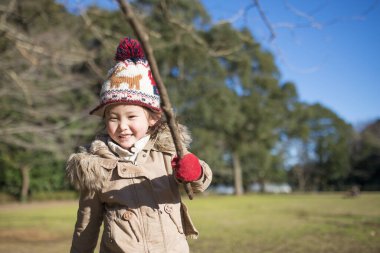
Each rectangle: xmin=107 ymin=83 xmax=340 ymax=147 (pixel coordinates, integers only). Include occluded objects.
xmin=105 ymin=104 xmax=158 ymax=149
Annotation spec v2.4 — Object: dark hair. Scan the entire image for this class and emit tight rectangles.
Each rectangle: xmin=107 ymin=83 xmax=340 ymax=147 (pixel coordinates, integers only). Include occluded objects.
xmin=147 ymin=109 xmax=165 ymax=136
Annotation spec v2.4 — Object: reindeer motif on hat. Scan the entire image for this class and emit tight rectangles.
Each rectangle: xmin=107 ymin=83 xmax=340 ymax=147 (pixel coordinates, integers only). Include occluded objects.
xmin=109 ymin=65 xmax=142 ymax=90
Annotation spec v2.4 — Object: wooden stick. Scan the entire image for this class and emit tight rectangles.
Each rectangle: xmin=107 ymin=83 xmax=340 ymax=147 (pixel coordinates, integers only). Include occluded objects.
xmin=116 ymin=0 xmax=194 ymax=200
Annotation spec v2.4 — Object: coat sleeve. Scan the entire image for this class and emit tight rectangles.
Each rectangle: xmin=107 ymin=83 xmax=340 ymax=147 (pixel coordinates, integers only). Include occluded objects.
xmin=189 ymin=160 xmax=212 ymax=193
xmin=70 ymin=190 xmax=104 ymax=253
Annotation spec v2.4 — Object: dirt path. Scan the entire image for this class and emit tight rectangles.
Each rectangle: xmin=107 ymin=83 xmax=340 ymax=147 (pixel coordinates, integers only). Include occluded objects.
xmin=0 ymin=200 xmax=77 ymax=211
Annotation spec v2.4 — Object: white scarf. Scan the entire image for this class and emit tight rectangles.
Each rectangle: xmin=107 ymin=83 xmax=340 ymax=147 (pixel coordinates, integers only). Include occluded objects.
xmin=107 ymin=135 xmax=150 ymax=164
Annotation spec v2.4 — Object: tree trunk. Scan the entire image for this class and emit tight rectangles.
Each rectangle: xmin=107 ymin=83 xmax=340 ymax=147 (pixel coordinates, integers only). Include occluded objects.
xmin=20 ymin=166 xmax=30 ymax=202
xmin=258 ymin=177 xmax=265 ymax=193
xmin=232 ymin=151 xmax=244 ymax=195
xmin=294 ymin=165 xmax=306 ymax=192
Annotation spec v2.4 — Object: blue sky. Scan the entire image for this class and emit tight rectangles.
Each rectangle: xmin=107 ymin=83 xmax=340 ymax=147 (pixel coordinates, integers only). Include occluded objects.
xmin=201 ymin=0 xmax=380 ymax=127
xmin=58 ymin=0 xmax=380 ymax=126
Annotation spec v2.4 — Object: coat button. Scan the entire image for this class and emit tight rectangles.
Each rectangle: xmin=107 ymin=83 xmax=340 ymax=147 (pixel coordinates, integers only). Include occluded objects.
xmin=122 ymin=210 xmax=133 ymax=221
xmin=164 ymin=204 xmax=173 ymax=214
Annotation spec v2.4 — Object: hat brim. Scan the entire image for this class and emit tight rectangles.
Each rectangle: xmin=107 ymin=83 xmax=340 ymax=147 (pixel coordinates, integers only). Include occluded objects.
xmin=90 ymin=100 xmax=161 ymax=117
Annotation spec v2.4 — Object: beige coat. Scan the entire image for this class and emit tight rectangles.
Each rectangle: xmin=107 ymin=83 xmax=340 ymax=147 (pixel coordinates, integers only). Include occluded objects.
xmin=66 ymin=126 xmax=212 ymax=253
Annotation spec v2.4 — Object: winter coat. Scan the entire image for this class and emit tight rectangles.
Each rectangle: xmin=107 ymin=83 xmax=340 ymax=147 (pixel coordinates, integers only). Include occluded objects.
xmin=66 ymin=125 xmax=212 ymax=253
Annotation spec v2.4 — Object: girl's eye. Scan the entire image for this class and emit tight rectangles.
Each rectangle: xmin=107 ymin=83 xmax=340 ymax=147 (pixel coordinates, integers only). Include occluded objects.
xmin=108 ymin=117 xmax=118 ymax=122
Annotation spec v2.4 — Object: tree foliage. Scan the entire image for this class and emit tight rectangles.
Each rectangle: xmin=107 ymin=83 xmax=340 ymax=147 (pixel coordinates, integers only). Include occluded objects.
xmin=286 ymin=103 xmax=354 ymax=191
xmin=0 ymin=0 xmax=377 ymax=200
xmin=349 ymin=119 xmax=380 ymax=190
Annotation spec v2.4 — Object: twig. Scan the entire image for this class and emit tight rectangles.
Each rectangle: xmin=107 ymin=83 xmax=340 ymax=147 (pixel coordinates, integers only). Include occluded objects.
xmin=7 ymin=70 xmax=33 ymax=106
xmin=116 ymin=0 xmax=194 ymax=199
xmin=253 ymin=0 xmax=276 ymax=41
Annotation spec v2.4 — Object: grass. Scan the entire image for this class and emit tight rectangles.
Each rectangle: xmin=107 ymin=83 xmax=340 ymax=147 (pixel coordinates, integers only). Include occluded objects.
xmin=187 ymin=193 xmax=380 ymax=253
xmin=0 ymin=193 xmax=379 ymax=253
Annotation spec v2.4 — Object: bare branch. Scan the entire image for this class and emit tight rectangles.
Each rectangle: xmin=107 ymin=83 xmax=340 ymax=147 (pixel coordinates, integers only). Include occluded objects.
xmin=252 ymin=0 xmax=276 ymax=41
xmin=80 ymin=11 xmax=115 ymax=50
xmin=279 ymin=0 xmax=380 ymax=30
xmin=0 ymin=0 xmax=17 ymax=24
xmin=116 ymin=0 xmax=194 ymax=199
xmin=6 ymin=70 xmax=33 ymax=106
xmin=0 ymin=23 xmax=92 ymax=66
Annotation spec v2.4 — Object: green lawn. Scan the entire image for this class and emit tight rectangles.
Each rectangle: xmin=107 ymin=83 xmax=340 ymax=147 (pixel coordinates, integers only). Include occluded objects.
xmin=0 ymin=193 xmax=379 ymax=253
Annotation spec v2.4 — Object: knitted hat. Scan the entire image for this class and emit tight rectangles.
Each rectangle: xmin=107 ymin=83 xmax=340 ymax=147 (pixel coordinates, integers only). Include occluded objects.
xmin=90 ymin=37 xmax=161 ymax=116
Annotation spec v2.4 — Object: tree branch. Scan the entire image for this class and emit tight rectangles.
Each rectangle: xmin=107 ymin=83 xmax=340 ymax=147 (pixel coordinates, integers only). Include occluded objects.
xmin=116 ymin=0 xmax=194 ymax=199
xmin=253 ymin=0 xmax=276 ymax=41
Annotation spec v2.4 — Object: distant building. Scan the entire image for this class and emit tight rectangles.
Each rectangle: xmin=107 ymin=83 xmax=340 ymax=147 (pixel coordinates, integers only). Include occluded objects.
xmin=208 ymin=183 xmax=292 ymax=195
xmin=249 ymin=183 xmax=292 ymax=194
xmin=208 ymin=184 xmax=235 ymax=195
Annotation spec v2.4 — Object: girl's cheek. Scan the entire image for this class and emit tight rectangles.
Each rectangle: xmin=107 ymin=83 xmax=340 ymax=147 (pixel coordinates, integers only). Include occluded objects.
xmin=106 ymin=122 xmax=117 ymax=132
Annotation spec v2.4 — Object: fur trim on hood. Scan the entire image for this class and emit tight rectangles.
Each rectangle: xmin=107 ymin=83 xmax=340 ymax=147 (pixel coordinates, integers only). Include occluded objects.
xmin=152 ymin=124 xmax=192 ymax=153
xmin=66 ymin=153 xmax=117 ymax=194
xmin=66 ymin=124 xmax=192 ymax=193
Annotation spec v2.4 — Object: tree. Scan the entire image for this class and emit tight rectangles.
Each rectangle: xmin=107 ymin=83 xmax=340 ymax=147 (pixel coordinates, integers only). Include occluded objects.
xmin=287 ymin=103 xmax=353 ymax=191
xmin=349 ymin=119 xmax=380 ymax=190
xmin=0 ymin=0 xmax=360 ymax=199
xmin=176 ymin=24 xmax=297 ymax=194
xmin=0 ymin=0 xmax=105 ymax=199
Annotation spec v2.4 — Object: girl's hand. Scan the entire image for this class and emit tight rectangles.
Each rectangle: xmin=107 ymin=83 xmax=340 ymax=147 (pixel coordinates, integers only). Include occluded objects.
xmin=171 ymin=153 xmax=202 ymax=182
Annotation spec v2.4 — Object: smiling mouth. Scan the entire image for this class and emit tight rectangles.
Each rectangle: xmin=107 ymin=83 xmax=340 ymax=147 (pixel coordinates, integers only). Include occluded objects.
xmin=119 ymin=134 xmax=132 ymax=139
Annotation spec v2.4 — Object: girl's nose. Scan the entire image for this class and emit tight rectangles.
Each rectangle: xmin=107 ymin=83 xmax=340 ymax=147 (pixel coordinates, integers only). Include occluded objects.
xmin=119 ymin=118 xmax=129 ymax=131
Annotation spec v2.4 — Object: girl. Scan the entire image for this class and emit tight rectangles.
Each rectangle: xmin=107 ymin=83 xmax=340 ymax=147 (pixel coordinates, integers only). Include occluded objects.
xmin=66 ymin=37 xmax=212 ymax=253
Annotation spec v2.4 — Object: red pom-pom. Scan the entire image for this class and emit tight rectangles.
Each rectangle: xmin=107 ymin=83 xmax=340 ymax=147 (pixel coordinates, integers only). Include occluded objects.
xmin=115 ymin=37 xmax=145 ymax=61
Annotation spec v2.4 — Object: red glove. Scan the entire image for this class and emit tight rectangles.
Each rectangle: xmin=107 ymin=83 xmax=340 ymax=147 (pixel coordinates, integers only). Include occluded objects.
xmin=171 ymin=153 xmax=202 ymax=182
